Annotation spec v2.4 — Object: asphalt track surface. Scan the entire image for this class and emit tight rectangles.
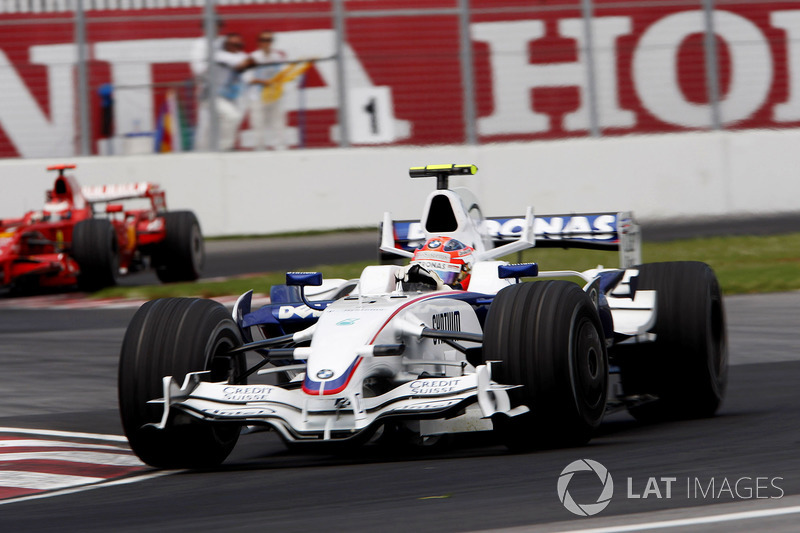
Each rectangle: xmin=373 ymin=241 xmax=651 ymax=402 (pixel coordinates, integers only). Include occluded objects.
xmin=1 ymin=293 xmax=798 ymax=532
xmin=1 ymin=217 xmax=799 ymax=532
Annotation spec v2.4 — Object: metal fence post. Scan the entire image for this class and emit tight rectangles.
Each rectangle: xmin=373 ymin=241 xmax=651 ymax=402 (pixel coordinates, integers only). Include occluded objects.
xmin=75 ymin=0 xmax=91 ymax=155
xmin=333 ymin=0 xmax=350 ymax=147
xmin=581 ymin=0 xmax=600 ymax=137
xmin=458 ymin=0 xmax=478 ymax=145
xmin=204 ymin=0 xmax=220 ymax=151
xmin=702 ymin=0 xmax=722 ymax=130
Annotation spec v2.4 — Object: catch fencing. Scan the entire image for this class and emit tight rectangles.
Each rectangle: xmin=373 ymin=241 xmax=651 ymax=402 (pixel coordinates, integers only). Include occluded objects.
xmin=0 ymin=0 xmax=798 ymax=157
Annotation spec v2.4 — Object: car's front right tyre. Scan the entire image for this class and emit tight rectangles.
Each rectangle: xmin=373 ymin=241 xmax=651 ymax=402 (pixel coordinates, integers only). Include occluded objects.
xmin=118 ymin=298 xmax=245 ymax=468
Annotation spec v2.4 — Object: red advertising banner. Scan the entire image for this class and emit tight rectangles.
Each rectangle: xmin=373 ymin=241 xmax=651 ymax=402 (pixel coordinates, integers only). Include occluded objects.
xmin=0 ymin=0 xmax=798 ymax=158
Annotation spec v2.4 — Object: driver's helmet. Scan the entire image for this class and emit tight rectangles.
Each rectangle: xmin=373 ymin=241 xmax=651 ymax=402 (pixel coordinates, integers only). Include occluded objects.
xmin=44 ymin=180 xmax=71 ymax=214
xmin=411 ymin=236 xmax=475 ymax=289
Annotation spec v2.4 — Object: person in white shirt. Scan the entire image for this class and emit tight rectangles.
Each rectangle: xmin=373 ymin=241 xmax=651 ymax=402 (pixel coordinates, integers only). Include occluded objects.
xmin=194 ymin=32 xmax=255 ymax=151
xmin=246 ymin=31 xmax=289 ymax=151
xmin=190 ymin=18 xmax=222 ymax=148
xmin=190 ymin=18 xmax=224 ymax=79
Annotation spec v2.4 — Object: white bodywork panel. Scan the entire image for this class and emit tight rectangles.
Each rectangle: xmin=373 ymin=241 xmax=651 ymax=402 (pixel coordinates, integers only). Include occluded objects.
xmin=381 ymin=186 xmax=536 ymax=263
xmin=469 ymin=261 xmax=515 ymax=294
xmin=155 ymin=291 xmax=526 ymax=441
xmin=607 ymin=290 xmax=657 ymax=338
xmin=305 ymin=278 xmax=352 ymax=300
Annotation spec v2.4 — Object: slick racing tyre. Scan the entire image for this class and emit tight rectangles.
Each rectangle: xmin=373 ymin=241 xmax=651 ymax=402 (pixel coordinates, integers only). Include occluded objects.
xmin=483 ymin=281 xmax=608 ymax=450
xmin=118 ymin=298 xmax=245 ymax=468
xmin=72 ymin=219 xmax=119 ymax=291
xmin=153 ymin=211 xmax=204 ymax=283
xmin=617 ymin=261 xmax=727 ymax=421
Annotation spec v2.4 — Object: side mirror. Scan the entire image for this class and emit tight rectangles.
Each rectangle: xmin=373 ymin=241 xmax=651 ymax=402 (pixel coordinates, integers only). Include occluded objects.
xmin=498 ymin=263 xmax=539 ymax=280
xmin=286 ymin=272 xmax=323 ymax=287
xmin=286 ymin=272 xmax=326 ymax=311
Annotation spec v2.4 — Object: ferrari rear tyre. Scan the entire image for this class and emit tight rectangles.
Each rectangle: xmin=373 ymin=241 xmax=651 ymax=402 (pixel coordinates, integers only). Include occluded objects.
xmin=154 ymin=211 xmax=204 ymax=283
xmin=617 ymin=261 xmax=727 ymax=421
xmin=72 ymin=219 xmax=119 ymax=291
xmin=118 ymin=298 xmax=245 ymax=468
xmin=483 ymin=281 xmax=608 ymax=450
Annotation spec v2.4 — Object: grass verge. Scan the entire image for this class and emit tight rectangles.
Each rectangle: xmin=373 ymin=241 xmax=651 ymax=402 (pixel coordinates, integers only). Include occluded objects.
xmin=94 ymin=233 xmax=800 ymax=301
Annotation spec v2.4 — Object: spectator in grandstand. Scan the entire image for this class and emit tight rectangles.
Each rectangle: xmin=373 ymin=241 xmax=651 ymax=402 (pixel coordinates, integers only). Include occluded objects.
xmin=194 ymin=32 xmax=255 ymax=151
xmin=245 ymin=30 xmax=289 ymax=150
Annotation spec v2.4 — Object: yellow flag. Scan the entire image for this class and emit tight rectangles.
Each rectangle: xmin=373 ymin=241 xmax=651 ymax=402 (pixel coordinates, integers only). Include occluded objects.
xmin=261 ymin=61 xmax=313 ymax=103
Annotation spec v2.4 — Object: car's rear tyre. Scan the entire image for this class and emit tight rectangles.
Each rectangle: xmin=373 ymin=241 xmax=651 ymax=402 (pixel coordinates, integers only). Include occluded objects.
xmin=118 ymin=298 xmax=245 ymax=468
xmin=154 ymin=211 xmax=204 ymax=283
xmin=483 ymin=281 xmax=608 ymax=450
xmin=72 ymin=219 xmax=119 ymax=291
xmin=616 ymin=261 xmax=727 ymax=421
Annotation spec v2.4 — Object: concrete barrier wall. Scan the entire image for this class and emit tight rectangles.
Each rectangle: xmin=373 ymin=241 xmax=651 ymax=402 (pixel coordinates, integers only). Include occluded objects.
xmin=1 ymin=129 xmax=798 ymax=237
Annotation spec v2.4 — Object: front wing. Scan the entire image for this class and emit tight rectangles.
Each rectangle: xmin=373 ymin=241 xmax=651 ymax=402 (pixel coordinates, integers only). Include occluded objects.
xmin=149 ymin=365 xmax=527 ymax=442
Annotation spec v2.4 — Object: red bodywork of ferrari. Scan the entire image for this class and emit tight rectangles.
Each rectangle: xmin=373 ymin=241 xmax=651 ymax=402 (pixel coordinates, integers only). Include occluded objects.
xmin=0 ymin=164 xmax=195 ymax=291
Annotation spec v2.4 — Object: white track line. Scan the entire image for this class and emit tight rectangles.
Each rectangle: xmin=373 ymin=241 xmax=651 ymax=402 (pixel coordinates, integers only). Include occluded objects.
xmin=0 ymin=469 xmax=179 ymax=506
xmin=0 ymin=440 xmax=123 ymax=451
xmin=556 ymin=505 xmax=800 ymax=533
xmin=0 ymin=427 xmax=128 ymax=443
xmin=0 ymin=451 xmax=143 ymax=467
xmin=0 ymin=471 xmax=105 ymax=490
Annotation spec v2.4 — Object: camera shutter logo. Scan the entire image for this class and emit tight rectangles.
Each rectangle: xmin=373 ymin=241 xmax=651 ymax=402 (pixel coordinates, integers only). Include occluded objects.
xmin=557 ymin=459 xmax=614 ymax=516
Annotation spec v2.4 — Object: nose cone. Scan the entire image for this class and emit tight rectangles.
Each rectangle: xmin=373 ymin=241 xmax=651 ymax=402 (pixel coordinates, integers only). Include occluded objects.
xmin=302 ymin=357 xmax=362 ymax=396
xmin=301 ymin=299 xmax=396 ymax=396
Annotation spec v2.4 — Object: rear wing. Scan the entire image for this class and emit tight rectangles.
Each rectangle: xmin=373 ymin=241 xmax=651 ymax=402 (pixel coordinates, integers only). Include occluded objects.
xmin=81 ymin=183 xmax=166 ymax=212
xmin=387 ymin=211 xmax=642 ymax=268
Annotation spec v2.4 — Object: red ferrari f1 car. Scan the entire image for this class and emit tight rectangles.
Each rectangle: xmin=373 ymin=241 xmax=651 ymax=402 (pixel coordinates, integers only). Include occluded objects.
xmin=0 ymin=164 xmax=204 ymax=292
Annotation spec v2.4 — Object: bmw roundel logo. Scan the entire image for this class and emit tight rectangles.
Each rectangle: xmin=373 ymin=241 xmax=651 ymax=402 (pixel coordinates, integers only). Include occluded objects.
xmin=316 ymin=369 xmax=334 ymax=379
xmin=427 ymin=239 xmax=442 ymax=249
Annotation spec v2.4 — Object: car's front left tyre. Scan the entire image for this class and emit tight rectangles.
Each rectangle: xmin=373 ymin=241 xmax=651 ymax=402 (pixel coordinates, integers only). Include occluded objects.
xmin=483 ymin=281 xmax=608 ymax=450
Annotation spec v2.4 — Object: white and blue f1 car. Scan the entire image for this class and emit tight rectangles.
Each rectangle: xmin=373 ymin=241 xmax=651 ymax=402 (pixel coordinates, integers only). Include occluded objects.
xmin=118 ymin=164 xmax=727 ymax=468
